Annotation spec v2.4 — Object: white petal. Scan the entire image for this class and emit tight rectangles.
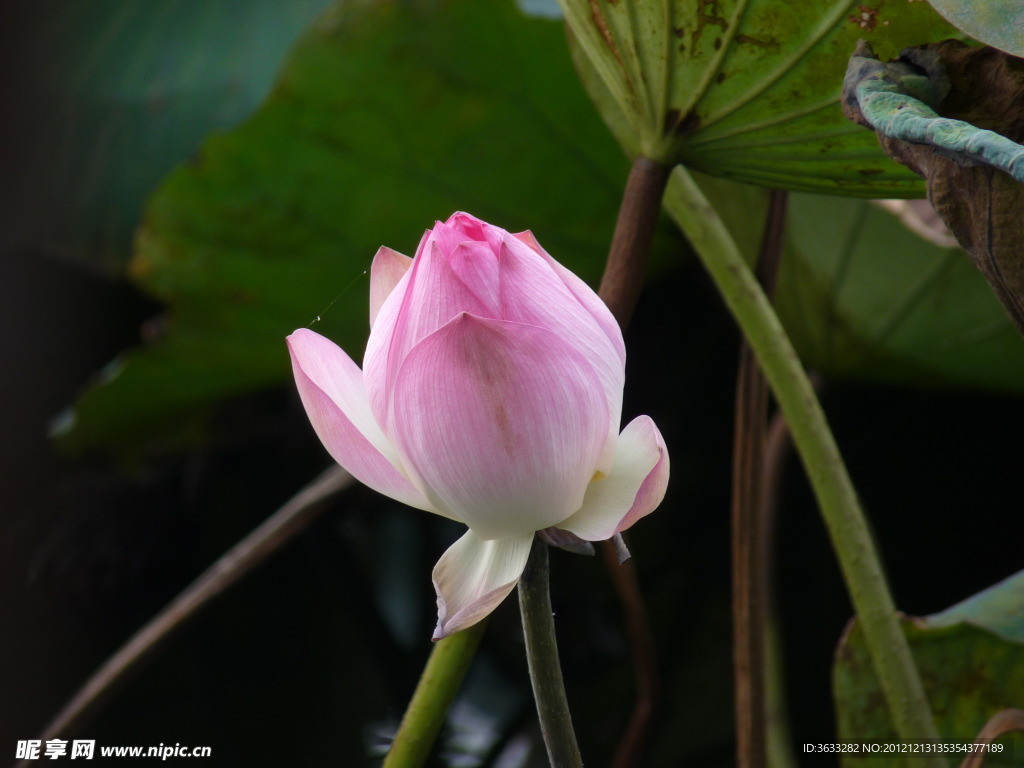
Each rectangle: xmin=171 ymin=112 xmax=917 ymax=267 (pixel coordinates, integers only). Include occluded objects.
xmin=557 ymin=416 xmax=669 ymax=541
xmin=432 ymin=530 xmax=534 ymax=639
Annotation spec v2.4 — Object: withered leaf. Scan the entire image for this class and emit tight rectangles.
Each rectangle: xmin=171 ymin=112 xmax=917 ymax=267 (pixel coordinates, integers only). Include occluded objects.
xmin=843 ymin=41 xmax=1024 ymax=335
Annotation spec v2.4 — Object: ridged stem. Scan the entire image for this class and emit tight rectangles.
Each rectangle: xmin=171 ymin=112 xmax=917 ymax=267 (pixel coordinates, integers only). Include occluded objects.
xmin=732 ymin=189 xmax=787 ymax=768
xmin=664 ymin=167 xmax=944 ymax=765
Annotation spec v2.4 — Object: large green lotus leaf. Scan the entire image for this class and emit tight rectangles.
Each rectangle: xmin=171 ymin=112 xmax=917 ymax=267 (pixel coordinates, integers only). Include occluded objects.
xmin=924 ymin=570 xmax=1024 ymax=644
xmin=775 ymin=193 xmax=1024 ymax=393
xmin=926 ymin=0 xmax=1024 ymax=56
xmin=683 ymin=175 xmax=1024 ymax=392
xmin=19 ymin=0 xmax=332 ymax=268
xmin=834 ymin=574 xmax=1024 ymax=767
xmin=54 ymin=0 xmax=643 ymax=454
xmin=560 ymin=0 xmax=964 ymax=197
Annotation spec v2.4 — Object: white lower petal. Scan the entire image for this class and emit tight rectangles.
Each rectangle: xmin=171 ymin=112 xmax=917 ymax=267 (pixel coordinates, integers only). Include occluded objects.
xmin=557 ymin=415 xmax=669 ymax=541
xmin=431 ymin=529 xmax=534 ymax=639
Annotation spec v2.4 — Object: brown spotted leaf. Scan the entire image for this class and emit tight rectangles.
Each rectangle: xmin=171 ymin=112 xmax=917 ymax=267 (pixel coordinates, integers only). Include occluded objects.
xmin=560 ymin=0 xmax=963 ymax=196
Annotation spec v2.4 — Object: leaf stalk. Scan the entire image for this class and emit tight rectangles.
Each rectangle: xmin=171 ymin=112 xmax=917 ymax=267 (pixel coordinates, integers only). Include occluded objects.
xmin=665 ymin=167 xmax=945 ymax=766
xmin=383 ymin=621 xmax=487 ymax=768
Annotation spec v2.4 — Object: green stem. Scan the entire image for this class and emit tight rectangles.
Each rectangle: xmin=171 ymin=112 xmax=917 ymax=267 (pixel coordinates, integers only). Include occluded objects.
xmin=664 ymin=167 xmax=944 ymax=764
xmin=518 ymin=538 xmax=583 ymax=768
xmin=383 ymin=621 xmax=486 ymax=768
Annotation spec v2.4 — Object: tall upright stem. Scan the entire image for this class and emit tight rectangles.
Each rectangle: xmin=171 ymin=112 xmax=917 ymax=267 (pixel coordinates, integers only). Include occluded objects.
xmin=383 ymin=621 xmax=487 ymax=768
xmin=665 ymin=168 xmax=944 ymax=765
xmin=518 ymin=539 xmax=583 ymax=768
xmin=732 ymin=190 xmax=787 ymax=768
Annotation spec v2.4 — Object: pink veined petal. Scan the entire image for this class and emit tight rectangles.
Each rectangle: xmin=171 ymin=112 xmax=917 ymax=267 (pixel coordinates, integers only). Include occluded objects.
xmin=513 ymin=229 xmax=626 ymax=366
xmin=446 ymin=241 xmax=500 ymax=313
xmin=287 ymin=329 xmax=439 ymax=515
xmin=446 ymin=211 xmax=506 ymax=253
xmin=369 ymin=246 xmax=412 ymax=328
xmin=364 ymin=240 xmax=494 ymax=430
xmin=390 ymin=313 xmax=609 ymax=540
xmin=497 ymin=235 xmax=624 ymax=474
xmin=425 ymin=217 xmax=468 ymax=256
xmin=557 ymin=415 xmax=669 ymax=541
xmin=432 ymin=529 xmax=534 ymax=639
xmin=428 ymin=216 xmax=502 ymax=312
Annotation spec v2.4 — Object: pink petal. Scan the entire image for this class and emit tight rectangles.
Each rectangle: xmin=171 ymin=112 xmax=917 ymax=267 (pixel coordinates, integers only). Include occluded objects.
xmin=511 ymin=229 xmax=543 ymax=254
xmin=428 ymin=216 xmax=471 ymax=252
xmin=498 ymin=235 xmax=624 ymax=473
xmin=513 ymin=229 xmax=626 ymax=366
xmin=363 ymin=240 xmax=495 ymax=429
xmin=446 ymin=211 xmax=505 ymax=253
xmin=390 ymin=313 xmax=609 ymax=540
xmin=287 ymin=329 xmax=437 ymax=514
xmin=447 ymin=241 xmax=500 ymax=313
xmin=369 ymin=246 xmax=412 ymax=328
xmin=557 ymin=415 xmax=669 ymax=541
xmin=432 ymin=530 xmax=533 ymax=639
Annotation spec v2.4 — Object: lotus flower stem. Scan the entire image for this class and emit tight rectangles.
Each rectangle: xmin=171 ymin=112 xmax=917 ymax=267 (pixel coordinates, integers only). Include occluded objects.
xmin=383 ymin=620 xmax=487 ymax=768
xmin=664 ymin=167 xmax=945 ymax=765
xmin=518 ymin=538 xmax=583 ymax=768
xmin=511 ymin=156 xmax=668 ymax=765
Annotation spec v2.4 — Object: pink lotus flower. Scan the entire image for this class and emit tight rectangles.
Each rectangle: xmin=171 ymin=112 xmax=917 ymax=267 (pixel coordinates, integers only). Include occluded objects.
xmin=287 ymin=213 xmax=668 ymax=639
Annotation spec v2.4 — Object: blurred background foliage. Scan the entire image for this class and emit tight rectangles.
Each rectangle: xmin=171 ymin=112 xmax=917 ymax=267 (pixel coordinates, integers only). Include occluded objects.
xmin=3 ymin=0 xmax=1023 ymax=766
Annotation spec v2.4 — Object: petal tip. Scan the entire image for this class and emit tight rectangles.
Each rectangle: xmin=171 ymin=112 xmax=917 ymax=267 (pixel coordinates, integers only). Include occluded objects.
xmin=431 ymin=623 xmax=447 ymax=642
xmin=556 ymin=415 xmax=669 ymax=541
xmin=430 ymin=531 xmax=532 ymax=640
